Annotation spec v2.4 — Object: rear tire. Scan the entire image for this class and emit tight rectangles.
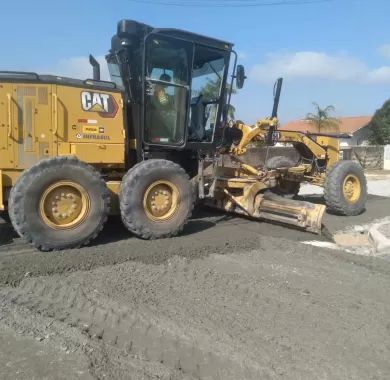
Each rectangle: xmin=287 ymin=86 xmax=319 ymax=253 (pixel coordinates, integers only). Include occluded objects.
xmin=324 ymin=160 xmax=367 ymax=216
xmin=273 ymin=180 xmax=301 ymax=199
xmin=266 ymin=156 xmax=300 ymax=198
xmin=266 ymin=155 xmax=299 ymax=170
xmin=9 ymin=157 xmax=110 ymax=251
xmin=119 ymin=159 xmax=194 ymax=239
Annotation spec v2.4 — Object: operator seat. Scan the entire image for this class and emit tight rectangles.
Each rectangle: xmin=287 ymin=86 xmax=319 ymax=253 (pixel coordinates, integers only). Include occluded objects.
xmin=147 ymin=73 xmax=176 ymax=142
xmin=189 ymin=95 xmax=206 ymax=141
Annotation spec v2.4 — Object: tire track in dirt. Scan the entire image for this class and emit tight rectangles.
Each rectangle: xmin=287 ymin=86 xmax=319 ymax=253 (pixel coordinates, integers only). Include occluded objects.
xmin=1 ymin=275 xmax=267 ymax=379
xmin=0 ymin=298 xmax=187 ymax=380
xmin=1 ymin=240 xmax=390 ymax=379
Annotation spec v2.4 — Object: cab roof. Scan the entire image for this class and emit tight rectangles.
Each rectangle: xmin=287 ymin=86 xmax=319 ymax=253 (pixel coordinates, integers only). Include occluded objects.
xmin=117 ymin=19 xmax=234 ymax=51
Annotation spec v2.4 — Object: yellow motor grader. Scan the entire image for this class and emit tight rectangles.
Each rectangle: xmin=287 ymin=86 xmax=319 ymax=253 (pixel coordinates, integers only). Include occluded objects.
xmin=0 ymin=20 xmax=366 ymax=251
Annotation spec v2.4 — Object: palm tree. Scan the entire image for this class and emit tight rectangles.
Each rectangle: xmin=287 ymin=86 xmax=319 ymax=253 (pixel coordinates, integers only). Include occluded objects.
xmin=201 ymin=78 xmax=236 ymax=119
xmin=306 ymin=103 xmax=340 ymax=133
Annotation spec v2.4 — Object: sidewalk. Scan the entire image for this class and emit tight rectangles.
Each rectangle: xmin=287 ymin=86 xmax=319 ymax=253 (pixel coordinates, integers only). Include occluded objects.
xmin=365 ymin=170 xmax=390 ymax=180
xmin=369 ymin=220 xmax=390 ymax=254
xmin=378 ymin=223 xmax=390 ymax=239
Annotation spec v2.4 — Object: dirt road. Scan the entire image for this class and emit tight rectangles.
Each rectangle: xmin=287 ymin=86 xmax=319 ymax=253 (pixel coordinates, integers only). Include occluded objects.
xmin=1 ymin=196 xmax=390 ymax=379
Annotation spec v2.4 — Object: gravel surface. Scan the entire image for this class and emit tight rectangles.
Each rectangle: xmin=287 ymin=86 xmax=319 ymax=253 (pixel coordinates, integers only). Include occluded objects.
xmin=0 ymin=239 xmax=389 ymax=379
xmin=0 ymin=182 xmax=390 ymax=379
xmin=0 ymin=324 xmax=93 ymax=380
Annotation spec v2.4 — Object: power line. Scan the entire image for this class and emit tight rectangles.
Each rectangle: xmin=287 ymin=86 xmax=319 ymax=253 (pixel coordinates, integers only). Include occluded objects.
xmin=128 ymin=0 xmax=335 ymax=7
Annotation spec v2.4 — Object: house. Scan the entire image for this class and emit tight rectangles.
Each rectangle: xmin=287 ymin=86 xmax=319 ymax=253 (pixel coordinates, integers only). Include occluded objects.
xmin=281 ymin=116 xmax=373 ymax=147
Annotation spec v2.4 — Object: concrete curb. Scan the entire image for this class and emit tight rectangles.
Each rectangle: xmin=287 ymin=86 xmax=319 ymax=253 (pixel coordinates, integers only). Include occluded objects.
xmin=368 ymin=222 xmax=390 ymax=254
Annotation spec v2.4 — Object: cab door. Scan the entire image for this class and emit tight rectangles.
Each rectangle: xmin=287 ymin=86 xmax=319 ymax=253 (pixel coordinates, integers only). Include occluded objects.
xmin=143 ymin=34 xmax=192 ymax=147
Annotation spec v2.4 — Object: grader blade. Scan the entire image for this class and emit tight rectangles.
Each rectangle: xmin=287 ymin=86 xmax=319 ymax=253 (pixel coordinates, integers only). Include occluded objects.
xmin=254 ymin=193 xmax=325 ymax=234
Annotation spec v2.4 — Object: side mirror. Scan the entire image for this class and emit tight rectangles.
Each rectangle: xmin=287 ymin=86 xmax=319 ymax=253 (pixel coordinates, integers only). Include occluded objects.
xmin=236 ymin=65 xmax=246 ymax=89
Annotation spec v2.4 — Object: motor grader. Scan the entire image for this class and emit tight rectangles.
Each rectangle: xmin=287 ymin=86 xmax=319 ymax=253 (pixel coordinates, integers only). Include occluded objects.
xmin=0 ymin=20 xmax=367 ymax=251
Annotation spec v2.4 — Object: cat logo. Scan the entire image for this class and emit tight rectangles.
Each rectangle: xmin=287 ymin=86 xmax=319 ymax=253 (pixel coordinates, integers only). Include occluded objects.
xmin=80 ymin=91 xmax=119 ymax=118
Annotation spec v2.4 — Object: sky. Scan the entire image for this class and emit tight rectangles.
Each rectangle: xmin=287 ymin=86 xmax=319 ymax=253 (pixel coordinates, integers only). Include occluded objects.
xmin=1 ymin=0 xmax=389 ymax=124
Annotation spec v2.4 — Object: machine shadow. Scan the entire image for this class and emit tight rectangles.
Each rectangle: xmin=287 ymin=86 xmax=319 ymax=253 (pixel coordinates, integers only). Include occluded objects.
xmin=91 ymin=206 xmax=225 ymax=246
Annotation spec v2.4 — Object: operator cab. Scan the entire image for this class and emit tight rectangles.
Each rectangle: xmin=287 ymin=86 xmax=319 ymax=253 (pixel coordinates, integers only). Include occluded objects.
xmin=106 ymin=20 xmax=245 ymax=159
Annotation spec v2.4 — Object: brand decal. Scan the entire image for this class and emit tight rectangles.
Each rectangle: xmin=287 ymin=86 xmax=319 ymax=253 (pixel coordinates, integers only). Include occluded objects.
xmin=80 ymin=91 xmax=119 ymax=118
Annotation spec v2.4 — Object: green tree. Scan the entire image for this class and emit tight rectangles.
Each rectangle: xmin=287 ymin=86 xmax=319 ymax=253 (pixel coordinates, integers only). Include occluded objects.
xmin=369 ymin=99 xmax=390 ymax=145
xmin=201 ymin=77 xmax=236 ymax=119
xmin=306 ymin=103 xmax=340 ymax=133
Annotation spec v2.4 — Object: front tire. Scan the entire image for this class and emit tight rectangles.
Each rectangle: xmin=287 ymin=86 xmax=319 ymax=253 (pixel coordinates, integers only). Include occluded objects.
xmin=266 ymin=155 xmax=299 ymax=170
xmin=119 ymin=159 xmax=194 ymax=239
xmin=272 ymin=180 xmax=301 ymax=199
xmin=9 ymin=157 xmax=110 ymax=251
xmin=324 ymin=160 xmax=367 ymax=216
xmin=266 ymin=156 xmax=300 ymax=198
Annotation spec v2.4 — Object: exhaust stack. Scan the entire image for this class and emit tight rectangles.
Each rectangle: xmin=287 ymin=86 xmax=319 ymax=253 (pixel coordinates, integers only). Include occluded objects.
xmin=89 ymin=55 xmax=101 ymax=81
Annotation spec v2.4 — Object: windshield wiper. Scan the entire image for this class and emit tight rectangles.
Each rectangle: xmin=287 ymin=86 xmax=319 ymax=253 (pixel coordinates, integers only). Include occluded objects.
xmin=207 ymin=62 xmax=221 ymax=80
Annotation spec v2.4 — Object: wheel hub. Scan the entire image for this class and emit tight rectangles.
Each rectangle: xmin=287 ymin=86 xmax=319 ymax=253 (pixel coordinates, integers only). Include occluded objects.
xmin=39 ymin=181 xmax=90 ymax=229
xmin=143 ymin=180 xmax=179 ymax=222
xmin=343 ymin=174 xmax=361 ymax=203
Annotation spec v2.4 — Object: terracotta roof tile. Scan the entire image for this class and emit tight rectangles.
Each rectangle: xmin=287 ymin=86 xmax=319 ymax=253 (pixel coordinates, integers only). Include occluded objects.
xmin=281 ymin=116 xmax=372 ymax=134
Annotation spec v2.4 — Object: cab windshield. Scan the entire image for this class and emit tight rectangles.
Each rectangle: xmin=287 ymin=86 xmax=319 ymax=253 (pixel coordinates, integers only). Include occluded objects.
xmin=188 ymin=47 xmax=226 ymax=142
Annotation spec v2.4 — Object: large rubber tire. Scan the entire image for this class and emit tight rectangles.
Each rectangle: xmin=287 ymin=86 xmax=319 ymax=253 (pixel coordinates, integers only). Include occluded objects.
xmin=272 ymin=180 xmax=301 ymax=199
xmin=0 ymin=212 xmax=14 ymax=245
xmin=324 ymin=160 xmax=367 ymax=216
xmin=9 ymin=157 xmax=110 ymax=251
xmin=266 ymin=156 xmax=300 ymax=198
xmin=266 ymin=155 xmax=299 ymax=170
xmin=119 ymin=159 xmax=195 ymax=239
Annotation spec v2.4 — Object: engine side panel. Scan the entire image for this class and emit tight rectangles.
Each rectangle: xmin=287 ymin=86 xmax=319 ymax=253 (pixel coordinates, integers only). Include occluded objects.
xmin=0 ymin=81 xmax=126 ymax=184
xmin=55 ymin=85 xmax=125 ymax=164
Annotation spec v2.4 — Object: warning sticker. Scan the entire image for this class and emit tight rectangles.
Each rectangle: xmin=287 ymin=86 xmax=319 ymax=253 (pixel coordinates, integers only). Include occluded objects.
xmin=82 ymin=126 xmax=99 ymax=134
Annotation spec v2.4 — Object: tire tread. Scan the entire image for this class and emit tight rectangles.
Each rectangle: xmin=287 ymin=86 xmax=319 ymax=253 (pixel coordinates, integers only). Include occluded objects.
xmin=324 ymin=160 xmax=367 ymax=216
xmin=119 ymin=159 xmax=194 ymax=239
xmin=8 ymin=156 xmax=110 ymax=251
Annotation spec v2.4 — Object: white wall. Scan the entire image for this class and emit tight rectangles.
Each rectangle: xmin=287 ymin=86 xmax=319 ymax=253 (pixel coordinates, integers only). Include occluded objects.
xmin=384 ymin=145 xmax=390 ymax=170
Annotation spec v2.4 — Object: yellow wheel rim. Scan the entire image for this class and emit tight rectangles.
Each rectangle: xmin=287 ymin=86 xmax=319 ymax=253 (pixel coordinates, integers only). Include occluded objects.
xmin=143 ymin=180 xmax=179 ymax=222
xmin=342 ymin=174 xmax=361 ymax=204
xmin=39 ymin=181 xmax=90 ymax=230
